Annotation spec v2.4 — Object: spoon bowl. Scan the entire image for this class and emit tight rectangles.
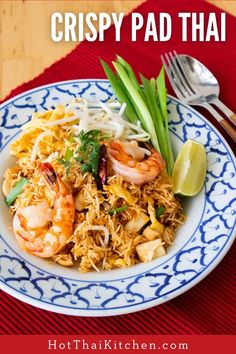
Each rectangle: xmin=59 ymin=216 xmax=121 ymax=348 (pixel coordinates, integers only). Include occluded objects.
xmin=178 ymin=55 xmax=220 ymax=98
xmin=177 ymin=54 xmax=236 ymax=127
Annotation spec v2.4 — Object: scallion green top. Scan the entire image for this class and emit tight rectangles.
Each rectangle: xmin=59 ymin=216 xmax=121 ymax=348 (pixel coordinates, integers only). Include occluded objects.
xmin=100 ymin=56 xmax=174 ymax=174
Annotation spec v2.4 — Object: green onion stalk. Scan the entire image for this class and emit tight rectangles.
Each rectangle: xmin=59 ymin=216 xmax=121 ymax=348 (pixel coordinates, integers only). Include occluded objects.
xmin=100 ymin=56 xmax=174 ymax=175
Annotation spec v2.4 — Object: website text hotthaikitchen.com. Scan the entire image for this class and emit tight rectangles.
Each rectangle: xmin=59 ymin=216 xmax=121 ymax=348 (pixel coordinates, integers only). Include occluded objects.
xmin=48 ymin=338 xmax=189 ymax=351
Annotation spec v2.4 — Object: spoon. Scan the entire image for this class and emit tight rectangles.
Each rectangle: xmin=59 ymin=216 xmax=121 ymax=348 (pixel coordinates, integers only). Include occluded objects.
xmin=178 ymin=55 xmax=236 ymax=126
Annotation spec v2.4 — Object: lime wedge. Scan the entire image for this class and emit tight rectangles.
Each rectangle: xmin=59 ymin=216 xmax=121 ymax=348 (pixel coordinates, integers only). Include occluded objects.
xmin=172 ymin=139 xmax=207 ymax=196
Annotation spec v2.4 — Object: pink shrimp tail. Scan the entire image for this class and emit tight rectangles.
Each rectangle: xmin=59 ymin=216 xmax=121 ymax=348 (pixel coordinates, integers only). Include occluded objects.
xmin=39 ymin=162 xmax=58 ymax=190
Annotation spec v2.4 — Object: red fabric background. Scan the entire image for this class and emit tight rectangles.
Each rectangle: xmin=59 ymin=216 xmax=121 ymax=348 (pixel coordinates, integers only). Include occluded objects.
xmin=0 ymin=0 xmax=235 ymax=335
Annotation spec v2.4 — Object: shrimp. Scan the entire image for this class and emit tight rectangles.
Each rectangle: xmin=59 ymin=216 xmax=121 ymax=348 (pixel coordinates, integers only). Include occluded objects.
xmin=13 ymin=162 xmax=75 ymax=258
xmin=107 ymin=140 xmax=165 ymax=185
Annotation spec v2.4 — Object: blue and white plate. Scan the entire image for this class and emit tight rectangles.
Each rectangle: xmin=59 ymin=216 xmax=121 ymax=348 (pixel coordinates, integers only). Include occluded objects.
xmin=0 ymin=80 xmax=235 ymax=316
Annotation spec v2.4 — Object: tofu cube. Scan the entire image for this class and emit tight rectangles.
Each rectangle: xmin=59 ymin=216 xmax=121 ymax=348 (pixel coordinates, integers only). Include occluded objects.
xmin=125 ymin=212 xmax=149 ymax=233
xmin=153 ymin=245 xmax=166 ymax=258
xmin=136 ymin=239 xmax=166 ymax=263
xmin=143 ymin=226 xmax=161 ymax=240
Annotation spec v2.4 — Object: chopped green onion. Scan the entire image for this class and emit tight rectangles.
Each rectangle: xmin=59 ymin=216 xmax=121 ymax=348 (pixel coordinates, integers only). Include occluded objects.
xmin=108 ymin=205 xmax=129 ymax=215
xmin=58 ymin=158 xmax=71 ymax=176
xmin=58 ymin=147 xmax=74 ymax=176
xmin=68 ymin=135 xmax=75 ymax=143
xmin=5 ymin=177 xmax=28 ymax=207
xmin=65 ymin=147 xmax=73 ymax=161
xmin=156 ymin=206 xmax=165 ymax=219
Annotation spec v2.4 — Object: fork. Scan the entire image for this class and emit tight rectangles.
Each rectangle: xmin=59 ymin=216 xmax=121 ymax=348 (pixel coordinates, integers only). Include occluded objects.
xmin=161 ymin=51 xmax=236 ymax=142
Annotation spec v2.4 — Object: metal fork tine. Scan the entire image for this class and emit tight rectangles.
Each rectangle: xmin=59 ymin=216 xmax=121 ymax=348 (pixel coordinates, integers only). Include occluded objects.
xmin=168 ymin=51 xmax=194 ymax=97
xmin=161 ymin=54 xmax=181 ymax=97
xmin=161 ymin=54 xmax=185 ymax=100
xmin=173 ymin=50 xmax=196 ymax=95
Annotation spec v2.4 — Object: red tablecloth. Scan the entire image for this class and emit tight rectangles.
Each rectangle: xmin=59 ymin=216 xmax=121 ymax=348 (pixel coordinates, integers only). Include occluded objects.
xmin=0 ymin=0 xmax=235 ymax=335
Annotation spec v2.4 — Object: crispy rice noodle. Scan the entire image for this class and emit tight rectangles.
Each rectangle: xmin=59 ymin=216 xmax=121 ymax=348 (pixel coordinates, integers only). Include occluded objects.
xmin=3 ymin=99 xmax=184 ymax=272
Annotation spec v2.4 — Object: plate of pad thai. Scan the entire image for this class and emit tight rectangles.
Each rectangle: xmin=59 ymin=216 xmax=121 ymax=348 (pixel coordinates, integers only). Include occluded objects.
xmin=0 ymin=57 xmax=235 ymax=316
